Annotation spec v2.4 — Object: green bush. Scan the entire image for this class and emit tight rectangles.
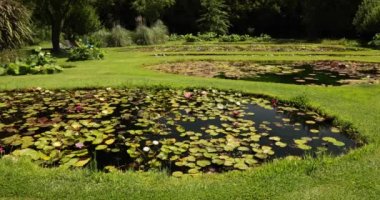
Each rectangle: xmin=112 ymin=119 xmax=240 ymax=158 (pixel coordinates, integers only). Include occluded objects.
xmin=68 ymin=41 xmax=104 ymax=61
xmin=107 ymin=26 xmax=133 ymax=47
xmin=252 ymin=34 xmax=272 ymax=42
xmin=89 ymin=29 xmax=111 ymax=48
xmin=368 ymin=33 xmax=380 ymax=48
xmin=133 ymin=20 xmax=169 ymax=45
xmin=0 ymin=48 xmax=63 ymax=76
xmin=184 ymin=34 xmax=201 ymax=42
xmin=197 ymin=32 xmax=218 ymax=41
xmin=219 ymin=34 xmax=243 ymax=42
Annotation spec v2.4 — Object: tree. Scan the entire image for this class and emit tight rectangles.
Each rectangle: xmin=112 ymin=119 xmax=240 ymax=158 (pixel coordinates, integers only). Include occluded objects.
xmin=31 ymin=0 xmax=93 ymax=52
xmin=132 ymin=0 xmax=176 ymax=24
xmin=64 ymin=3 xmax=101 ymax=42
xmin=0 ymin=0 xmax=32 ymax=50
xmin=198 ymin=0 xmax=230 ymax=35
xmin=353 ymin=0 xmax=380 ymax=37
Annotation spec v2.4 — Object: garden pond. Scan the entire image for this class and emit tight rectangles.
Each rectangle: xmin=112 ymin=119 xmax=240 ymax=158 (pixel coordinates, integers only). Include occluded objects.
xmin=0 ymin=89 xmax=362 ymax=176
xmin=149 ymin=61 xmax=380 ymax=86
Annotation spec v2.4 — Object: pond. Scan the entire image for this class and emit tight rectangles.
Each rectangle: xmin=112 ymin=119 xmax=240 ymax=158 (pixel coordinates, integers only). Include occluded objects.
xmin=0 ymin=89 xmax=361 ymax=176
xmin=149 ymin=61 xmax=380 ymax=86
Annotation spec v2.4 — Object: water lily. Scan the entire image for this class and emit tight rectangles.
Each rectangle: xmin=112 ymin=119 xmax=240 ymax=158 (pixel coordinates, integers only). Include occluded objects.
xmin=75 ymin=142 xmax=84 ymax=149
xmin=271 ymin=99 xmax=278 ymax=107
xmin=143 ymin=147 xmax=150 ymax=152
xmin=36 ymin=87 xmax=42 ymax=91
xmin=75 ymin=104 xmax=83 ymax=112
xmin=184 ymin=92 xmax=193 ymax=99
xmin=232 ymin=111 xmax=240 ymax=117
xmin=106 ymin=87 xmax=112 ymax=91
xmin=0 ymin=146 xmax=5 ymax=154
xmin=217 ymin=104 xmax=225 ymax=110
xmin=233 ymin=122 xmax=239 ymax=127
xmin=153 ymin=140 xmax=159 ymax=145
xmin=201 ymin=91 xmax=208 ymax=96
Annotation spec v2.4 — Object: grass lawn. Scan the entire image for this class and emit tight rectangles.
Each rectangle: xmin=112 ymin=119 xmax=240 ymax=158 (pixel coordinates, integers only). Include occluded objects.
xmin=0 ymin=41 xmax=379 ymax=199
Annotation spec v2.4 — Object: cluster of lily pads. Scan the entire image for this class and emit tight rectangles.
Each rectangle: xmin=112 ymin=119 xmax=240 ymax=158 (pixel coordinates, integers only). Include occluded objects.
xmin=0 ymin=88 xmax=358 ymax=176
xmin=132 ymin=45 xmax=361 ymax=53
xmin=149 ymin=61 xmax=380 ymax=86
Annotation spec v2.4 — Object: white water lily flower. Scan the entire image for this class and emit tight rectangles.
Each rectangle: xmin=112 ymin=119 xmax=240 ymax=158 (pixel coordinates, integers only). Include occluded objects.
xmin=36 ymin=87 xmax=42 ymax=91
xmin=217 ymin=104 xmax=225 ymax=110
xmin=236 ymin=102 xmax=241 ymax=106
xmin=106 ymin=87 xmax=112 ymax=91
xmin=143 ymin=147 xmax=150 ymax=152
xmin=153 ymin=140 xmax=159 ymax=145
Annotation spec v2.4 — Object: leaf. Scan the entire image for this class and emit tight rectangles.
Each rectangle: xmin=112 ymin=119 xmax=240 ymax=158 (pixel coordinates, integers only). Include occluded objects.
xmin=95 ymin=145 xmax=107 ymax=150
xmin=74 ymin=158 xmax=91 ymax=167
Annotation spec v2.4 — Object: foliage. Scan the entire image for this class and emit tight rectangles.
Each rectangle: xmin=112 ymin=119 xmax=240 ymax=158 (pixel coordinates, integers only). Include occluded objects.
xmin=197 ymin=32 xmax=218 ymax=41
xmin=0 ymin=48 xmax=62 ymax=76
xmin=29 ymin=25 xmax=51 ymax=45
xmin=64 ymin=3 xmax=101 ymax=40
xmin=219 ymin=34 xmax=249 ymax=42
xmin=68 ymin=41 xmax=104 ymax=61
xmin=133 ymin=20 xmax=169 ymax=45
xmin=0 ymin=0 xmax=32 ymax=50
xmin=353 ymin=0 xmax=380 ymax=37
xmin=88 ymin=29 xmax=111 ymax=48
xmin=132 ymin=0 xmax=176 ymax=23
xmin=198 ymin=0 xmax=230 ymax=35
xmin=108 ymin=26 xmax=133 ymax=47
xmin=368 ymin=33 xmax=380 ymax=48
xmin=30 ymin=0 xmax=91 ymax=52
xmin=184 ymin=34 xmax=201 ymax=42
xmin=252 ymin=33 xmax=272 ymax=42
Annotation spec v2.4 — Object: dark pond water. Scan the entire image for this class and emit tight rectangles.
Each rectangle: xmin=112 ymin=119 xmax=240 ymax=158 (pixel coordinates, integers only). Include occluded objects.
xmin=0 ymin=89 xmax=361 ymax=176
xmin=242 ymin=65 xmax=358 ymax=86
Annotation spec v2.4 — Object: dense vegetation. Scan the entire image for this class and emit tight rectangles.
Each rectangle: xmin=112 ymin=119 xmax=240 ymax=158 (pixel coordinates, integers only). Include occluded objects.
xmin=2 ymin=0 xmax=378 ymax=52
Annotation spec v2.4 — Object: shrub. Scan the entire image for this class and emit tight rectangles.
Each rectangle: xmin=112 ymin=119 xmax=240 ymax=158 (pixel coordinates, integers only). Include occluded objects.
xmin=368 ymin=33 xmax=380 ymax=48
xmin=197 ymin=32 xmax=218 ymax=41
xmin=184 ymin=34 xmax=201 ymax=42
xmin=108 ymin=26 xmax=133 ymax=47
xmin=219 ymin=34 xmax=243 ymax=42
xmin=89 ymin=29 xmax=111 ymax=48
xmin=252 ymin=34 xmax=272 ymax=42
xmin=68 ymin=41 xmax=104 ymax=61
xmin=151 ymin=20 xmax=169 ymax=44
xmin=0 ymin=48 xmax=63 ymax=76
xmin=133 ymin=20 xmax=169 ymax=45
xmin=0 ymin=0 xmax=32 ymax=49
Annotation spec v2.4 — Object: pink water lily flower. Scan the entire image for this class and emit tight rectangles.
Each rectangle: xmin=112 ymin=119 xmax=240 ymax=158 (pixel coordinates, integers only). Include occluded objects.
xmin=184 ymin=92 xmax=193 ymax=99
xmin=0 ymin=146 xmax=5 ymax=154
xmin=75 ymin=142 xmax=85 ymax=149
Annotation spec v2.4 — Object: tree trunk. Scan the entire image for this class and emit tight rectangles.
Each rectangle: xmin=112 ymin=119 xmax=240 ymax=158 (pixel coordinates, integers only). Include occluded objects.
xmin=51 ymin=22 xmax=62 ymax=53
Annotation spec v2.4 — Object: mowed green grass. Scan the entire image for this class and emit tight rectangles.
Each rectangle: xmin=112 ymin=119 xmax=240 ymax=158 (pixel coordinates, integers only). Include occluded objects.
xmin=0 ymin=42 xmax=380 ymax=199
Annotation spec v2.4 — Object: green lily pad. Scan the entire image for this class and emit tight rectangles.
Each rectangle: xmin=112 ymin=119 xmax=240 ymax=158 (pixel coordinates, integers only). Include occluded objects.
xmin=197 ymin=160 xmax=211 ymax=167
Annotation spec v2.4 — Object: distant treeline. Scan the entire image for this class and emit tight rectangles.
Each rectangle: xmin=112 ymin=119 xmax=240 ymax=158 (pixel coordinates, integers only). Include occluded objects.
xmin=92 ymin=0 xmax=365 ymax=38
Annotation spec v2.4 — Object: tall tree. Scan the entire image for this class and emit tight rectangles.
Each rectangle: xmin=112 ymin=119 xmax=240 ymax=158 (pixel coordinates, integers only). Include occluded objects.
xmin=0 ymin=0 xmax=32 ymax=50
xmin=198 ymin=0 xmax=230 ymax=35
xmin=132 ymin=0 xmax=176 ymax=24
